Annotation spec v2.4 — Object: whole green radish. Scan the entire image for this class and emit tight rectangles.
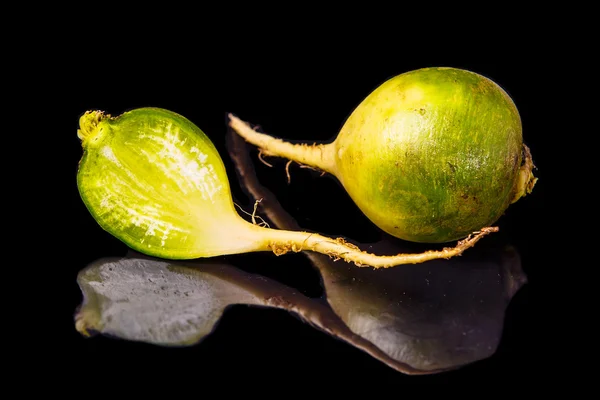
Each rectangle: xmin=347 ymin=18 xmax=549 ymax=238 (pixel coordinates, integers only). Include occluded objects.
xmin=229 ymin=67 xmax=537 ymax=243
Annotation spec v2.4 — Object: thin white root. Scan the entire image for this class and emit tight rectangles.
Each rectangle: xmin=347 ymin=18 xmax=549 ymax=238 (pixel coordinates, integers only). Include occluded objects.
xmin=266 ymin=226 xmax=499 ymax=269
xmin=285 ymin=160 xmax=293 ymax=184
xmin=234 ymin=201 xmax=270 ymax=228
xmin=298 ymin=163 xmax=326 ymax=175
xmin=228 ymin=113 xmax=335 ymax=174
xmin=251 ymin=199 xmax=268 ymax=227
xmin=257 ymin=150 xmax=274 ymax=167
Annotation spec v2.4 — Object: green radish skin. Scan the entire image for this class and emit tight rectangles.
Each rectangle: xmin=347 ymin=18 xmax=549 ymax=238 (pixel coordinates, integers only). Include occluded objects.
xmin=334 ymin=67 xmax=524 ymax=243
xmin=229 ymin=67 xmax=537 ymax=243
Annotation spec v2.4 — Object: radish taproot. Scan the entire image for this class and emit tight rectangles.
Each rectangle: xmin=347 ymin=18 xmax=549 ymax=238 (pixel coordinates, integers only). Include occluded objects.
xmin=229 ymin=67 xmax=537 ymax=243
xmin=76 ymin=107 xmax=495 ymax=268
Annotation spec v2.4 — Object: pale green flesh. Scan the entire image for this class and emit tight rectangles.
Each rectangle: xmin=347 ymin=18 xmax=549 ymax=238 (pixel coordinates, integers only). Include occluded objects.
xmin=78 ymin=108 xmax=243 ymax=259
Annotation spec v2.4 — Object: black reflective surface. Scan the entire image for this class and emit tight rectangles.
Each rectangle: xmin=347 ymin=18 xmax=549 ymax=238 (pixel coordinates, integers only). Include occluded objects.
xmin=58 ymin=52 xmax=549 ymax=384
xmin=75 ymin=240 xmax=524 ymax=374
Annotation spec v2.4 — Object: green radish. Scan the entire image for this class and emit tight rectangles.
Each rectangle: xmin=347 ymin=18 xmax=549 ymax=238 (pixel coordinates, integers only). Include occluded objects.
xmin=228 ymin=67 xmax=537 ymax=243
xmin=76 ymin=107 xmax=496 ymax=268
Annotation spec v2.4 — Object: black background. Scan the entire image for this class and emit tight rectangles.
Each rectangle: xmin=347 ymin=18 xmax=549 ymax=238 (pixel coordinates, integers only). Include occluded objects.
xmin=43 ymin=19 xmax=557 ymax=387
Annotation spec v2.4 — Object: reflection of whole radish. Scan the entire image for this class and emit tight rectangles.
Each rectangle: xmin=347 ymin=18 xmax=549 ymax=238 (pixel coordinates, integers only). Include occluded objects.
xmin=230 ymin=67 xmax=537 ymax=243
